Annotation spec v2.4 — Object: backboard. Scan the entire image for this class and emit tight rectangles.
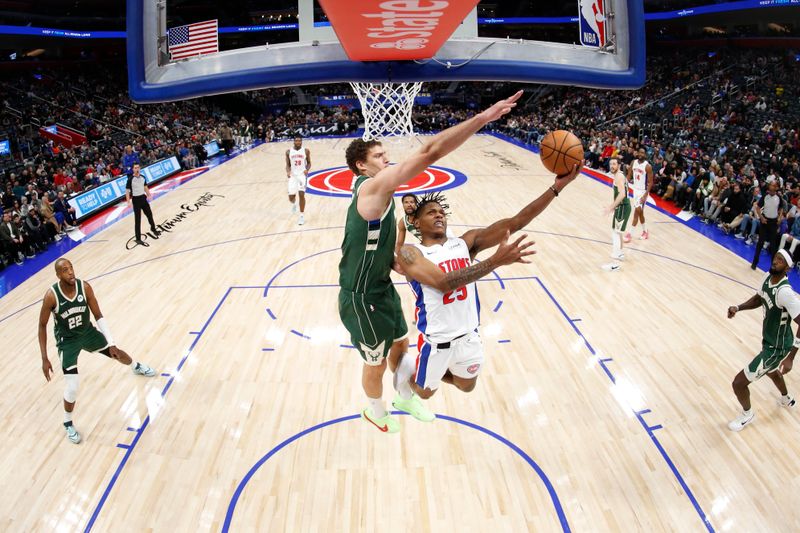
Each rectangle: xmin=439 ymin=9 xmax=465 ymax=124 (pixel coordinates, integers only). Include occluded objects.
xmin=128 ymin=0 xmax=645 ymax=103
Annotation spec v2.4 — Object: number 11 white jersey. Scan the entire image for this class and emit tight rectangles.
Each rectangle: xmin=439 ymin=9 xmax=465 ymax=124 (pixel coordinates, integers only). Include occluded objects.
xmin=409 ymin=237 xmax=480 ymax=343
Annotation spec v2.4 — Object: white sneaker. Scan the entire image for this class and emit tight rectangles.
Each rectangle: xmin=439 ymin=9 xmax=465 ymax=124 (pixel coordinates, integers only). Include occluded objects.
xmin=601 ymin=262 xmax=622 ymax=272
xmin=728 ymin=410 xmax=755 ymax=431
xmin=64 ymin=423 xmax=81 ymax=444
xmin=779 ymin=395 xmax=796 ymax=408
xmin=132 ymin=362 xmax=156 ymax=377
xmin=610 ymin=252 xmax=625 ymax=261
xmin=298 ymin=214 xmax=305 ymax=226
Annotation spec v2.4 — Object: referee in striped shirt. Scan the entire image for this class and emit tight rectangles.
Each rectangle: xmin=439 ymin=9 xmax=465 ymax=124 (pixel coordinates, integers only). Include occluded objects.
xmin=125 ymin=164 xmax=159 ymax=247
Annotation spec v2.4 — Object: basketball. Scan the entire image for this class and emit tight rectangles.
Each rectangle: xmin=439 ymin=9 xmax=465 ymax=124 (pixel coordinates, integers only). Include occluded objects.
xmin=539 ymin=130 xmax=584 ymax=176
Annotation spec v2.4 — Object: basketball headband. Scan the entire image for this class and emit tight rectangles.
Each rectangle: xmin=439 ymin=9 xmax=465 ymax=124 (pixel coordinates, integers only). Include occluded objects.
xmin=777 ymin=249 xmax=793 ymax=266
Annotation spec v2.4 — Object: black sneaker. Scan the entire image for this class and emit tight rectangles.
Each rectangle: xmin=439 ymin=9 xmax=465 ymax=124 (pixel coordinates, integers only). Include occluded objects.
xmin=135 ymin=239 xmax=150 ymax=247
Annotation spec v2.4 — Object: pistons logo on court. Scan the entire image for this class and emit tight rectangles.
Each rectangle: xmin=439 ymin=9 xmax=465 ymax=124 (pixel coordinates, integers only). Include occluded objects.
xmin=305 ymin=165 xmax=467 ymax=198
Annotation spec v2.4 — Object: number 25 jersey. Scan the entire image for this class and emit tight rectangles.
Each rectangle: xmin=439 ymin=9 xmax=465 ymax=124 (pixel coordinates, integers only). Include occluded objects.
xmin=409 ymin=237 xmax=480 ymax=343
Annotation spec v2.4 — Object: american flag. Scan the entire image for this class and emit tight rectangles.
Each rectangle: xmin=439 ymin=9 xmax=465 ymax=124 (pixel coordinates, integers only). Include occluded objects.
xmin=168 ymin=20 xmax=218 ymax=60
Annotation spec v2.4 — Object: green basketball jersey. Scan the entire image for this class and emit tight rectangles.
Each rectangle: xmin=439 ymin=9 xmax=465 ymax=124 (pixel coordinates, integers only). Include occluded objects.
xmin=759 ymin=275 xmax=794 ymax=348
xmin=338 ymin=176 xmax=397 ymax=295
xmin=613 ymin=179 xmax=631 ymax=207
xmin=51 ymin=280 xmax=92 ymax=344
xmin=405 ymin=214 xmax=422 ymax=242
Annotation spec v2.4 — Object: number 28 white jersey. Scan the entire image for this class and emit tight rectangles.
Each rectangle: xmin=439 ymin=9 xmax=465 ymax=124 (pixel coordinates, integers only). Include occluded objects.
xmin=409 ymin=237 xmax=480 ymax=343
xmin=288 ymin=147 xmax=307 ymax=176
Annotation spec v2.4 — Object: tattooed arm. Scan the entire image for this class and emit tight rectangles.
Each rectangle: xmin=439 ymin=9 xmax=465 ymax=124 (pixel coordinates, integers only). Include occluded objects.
xmin=398 ymin=231 xmax=534 ymax=292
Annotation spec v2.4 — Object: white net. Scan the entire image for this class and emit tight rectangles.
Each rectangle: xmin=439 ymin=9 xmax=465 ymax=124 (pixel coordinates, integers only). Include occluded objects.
xmin=349 ymin=82 xmax=424 ymax=141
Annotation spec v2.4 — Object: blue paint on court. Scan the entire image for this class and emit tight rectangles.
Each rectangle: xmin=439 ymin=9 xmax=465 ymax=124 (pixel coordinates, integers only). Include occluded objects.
xmin=221 ymin=412 xmax=571 ymax=533
xmin=534 ymin=276 xmax=715 ymax=532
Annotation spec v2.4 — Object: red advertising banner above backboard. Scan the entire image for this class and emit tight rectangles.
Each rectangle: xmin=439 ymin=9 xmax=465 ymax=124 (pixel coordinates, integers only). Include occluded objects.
xmin=317 ymin=0 xmax=479 ymax=61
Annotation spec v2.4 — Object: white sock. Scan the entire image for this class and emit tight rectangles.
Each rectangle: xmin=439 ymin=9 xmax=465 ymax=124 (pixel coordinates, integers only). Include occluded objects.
xmin=743 ymin=408 xmax=752 ymax=416
xmin=64 ymin=411 xmax=73 ymax=424
xmin=611 ymin=232 xmax=622 ymax=255
xmin=368 ymin=397 xmax=387 ymax=418
xmin=641 ymin=223 xmax=647 ymax=232
xmin=395 ymin=353 xmax=416 ymax=400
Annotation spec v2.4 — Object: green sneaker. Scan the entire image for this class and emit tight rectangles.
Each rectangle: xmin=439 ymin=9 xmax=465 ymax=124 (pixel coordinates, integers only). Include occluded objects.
xmin=392 ymin=393 xmax=435 ymax=422
xmin=361 ymin=408 xmax=400 ymax=433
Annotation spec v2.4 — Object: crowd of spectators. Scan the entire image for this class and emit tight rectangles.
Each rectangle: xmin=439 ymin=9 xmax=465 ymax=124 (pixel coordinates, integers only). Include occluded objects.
xmin=0 ymin=48 xmax=797 ymax=270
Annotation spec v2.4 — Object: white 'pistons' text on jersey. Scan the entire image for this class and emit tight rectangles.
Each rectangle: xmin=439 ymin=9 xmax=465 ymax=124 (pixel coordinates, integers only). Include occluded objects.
xmin=631 ymin=159 xmax=649 ymax=191
xmin=288 ymin=147 xmax=307 ymax=176
xmin=409 ymin=237 xmax=480 ymax=343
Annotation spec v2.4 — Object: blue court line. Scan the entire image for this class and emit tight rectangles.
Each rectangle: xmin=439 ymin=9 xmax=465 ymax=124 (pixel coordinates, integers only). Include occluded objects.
xmin=493 ymin=300 xmax=503 ymax=312
xmin=339 ymin=344 xmax=355 ymax=349
xmin=2 ymin=215 xmax=767 ymax=328
xmin=498 ymin=339 xmax=511 ymax=344
xmin=115 ymin=443 xmax=130 ymax=450
xmin=84 ymin=417 xmax=150 ymax=532
xmin=0 ymin=226 xmax=343 ymax=326
xmin=265 ymin=308 xmax=276 ymax=320
xmin=160 ymin=373 xmax=171 ymax=377
xmin=85 ymin=285 xmax=243 ymax=531
xmin=222 ymin=412 xmax=570 ymax=533
xmin=189 ymin=331 xmax=200 ymax=335
xmin=289 ymin=329 xmax=311 ymax=339
xmin=0 ymin=143 xmax=268 ymax=299
xmin=80 ymin=276 xmax=526 ymax=531
xmin=486 ymin=131 xmax=793 ymax=287
xmin=125 ymin=427 xmax=137 ymax=432
xmin=533 ymin=276 xmax=714 ymax=532
xmin=262 ymin=247 xmax=338 ymax=298
xmin=261 ymin=348 xmax=275 ymax=352
xmin=260 ymin=248 xmax=505 ymax=321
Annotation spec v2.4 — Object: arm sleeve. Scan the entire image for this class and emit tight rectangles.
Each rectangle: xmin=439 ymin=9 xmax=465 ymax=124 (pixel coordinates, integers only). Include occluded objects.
xmin=125 ymin=176 xmax=132 ymax=192
xmin=776 ymin=286 xmax=800 ymax=319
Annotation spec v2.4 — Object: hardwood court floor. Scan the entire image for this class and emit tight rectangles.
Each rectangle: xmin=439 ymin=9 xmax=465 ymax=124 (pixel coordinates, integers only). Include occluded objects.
xmin=0 ymin=135 xmax=796 ymax=532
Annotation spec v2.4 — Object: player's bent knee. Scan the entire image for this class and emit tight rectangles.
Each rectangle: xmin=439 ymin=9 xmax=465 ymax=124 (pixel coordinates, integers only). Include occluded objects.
xmin=454 ymin=377 xmax=478 ymax=393
xmin=64 ymin=374 xmax=79 ymax=403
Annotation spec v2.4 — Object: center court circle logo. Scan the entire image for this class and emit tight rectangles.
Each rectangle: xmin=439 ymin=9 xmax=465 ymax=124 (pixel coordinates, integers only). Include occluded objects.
xmin=305 ymin=165 xmax=468 ymax=198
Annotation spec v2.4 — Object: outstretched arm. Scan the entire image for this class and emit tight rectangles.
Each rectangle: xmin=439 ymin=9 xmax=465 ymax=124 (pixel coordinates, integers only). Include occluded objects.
xmin=727 ymin=293 xmax=761 ymax=318
xmin=357 ymin=91 xmax=523 ymax=220
xmin=461 ymin=162 xmax=583 ymax=257
xmin=399 ymin=231 xmax=534 ymax=292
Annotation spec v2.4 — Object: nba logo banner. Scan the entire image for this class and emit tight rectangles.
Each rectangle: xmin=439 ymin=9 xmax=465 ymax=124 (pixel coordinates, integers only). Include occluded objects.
xmin=578 ymin=0 xmax=606 ymax=48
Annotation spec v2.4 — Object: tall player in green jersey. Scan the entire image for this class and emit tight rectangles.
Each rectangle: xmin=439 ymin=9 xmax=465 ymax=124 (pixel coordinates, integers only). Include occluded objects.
xmin=727 ymin=249 xmax=800 ymax=431
xmin=38 ymin=258 xmax=157 ymax=444
xmin=603 ymin=157 xmax=631 ymax=272
xmin=339 ymin=91 xmax=524 ymax=433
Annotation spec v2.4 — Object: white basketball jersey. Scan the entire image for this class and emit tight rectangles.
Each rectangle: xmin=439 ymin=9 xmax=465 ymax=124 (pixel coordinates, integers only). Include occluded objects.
xmin=288 ymin=147 xmax=307 ymax=176
xmin=631 ymin=159 xmax=649 ymax=191
xmin=410 ymin=238 xmax=480 ymax=343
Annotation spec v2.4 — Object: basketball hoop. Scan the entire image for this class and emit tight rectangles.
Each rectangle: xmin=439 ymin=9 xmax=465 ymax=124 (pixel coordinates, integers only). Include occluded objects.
xmin=349 ymin=82 xmax=423 ymax=141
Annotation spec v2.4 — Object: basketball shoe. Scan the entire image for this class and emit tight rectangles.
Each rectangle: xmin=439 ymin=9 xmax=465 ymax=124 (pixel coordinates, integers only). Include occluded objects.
xmin=361 ymin=408 xmax=400 ymax=433
xmin=728 ymin=410 xmax=755 ymax=431
xmin=132 ymin=362 xmax=156 ymax=377
xmin=64 ymin=422 xmax=81 ymax=444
